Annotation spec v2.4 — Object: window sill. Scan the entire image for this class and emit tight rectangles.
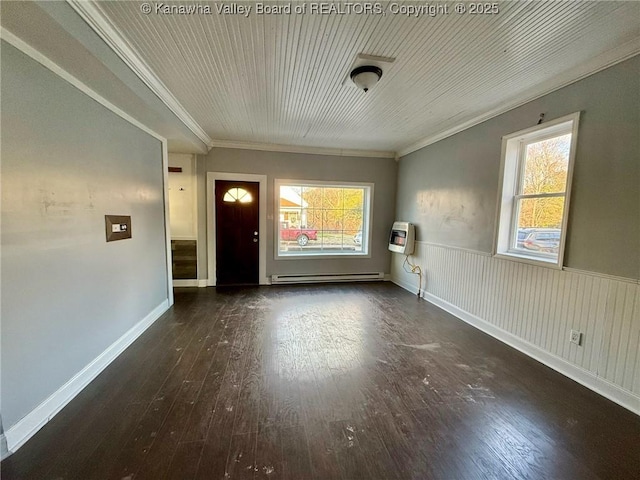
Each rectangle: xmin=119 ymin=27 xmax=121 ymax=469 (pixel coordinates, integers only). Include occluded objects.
xmin=494 ymin=251 xmax=561 ymax=269
xmin=276 ymin=251 xmax=371 ymax=260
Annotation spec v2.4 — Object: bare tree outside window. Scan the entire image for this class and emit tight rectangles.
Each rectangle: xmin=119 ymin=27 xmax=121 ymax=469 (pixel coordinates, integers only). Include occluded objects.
xmin=277 ymin=182 xmax=372 ymax=256
xmin=517 ymin=134 xmax=571 ymax=230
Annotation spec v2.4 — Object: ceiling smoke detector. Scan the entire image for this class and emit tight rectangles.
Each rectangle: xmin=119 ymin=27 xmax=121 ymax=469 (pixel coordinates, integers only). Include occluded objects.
xmin=350 ymin=65 xmax=383 ymax=93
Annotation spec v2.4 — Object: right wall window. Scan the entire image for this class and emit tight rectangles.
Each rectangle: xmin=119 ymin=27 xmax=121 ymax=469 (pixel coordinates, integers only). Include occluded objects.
xmin=495 ymin=112 xmax=580 ymax=268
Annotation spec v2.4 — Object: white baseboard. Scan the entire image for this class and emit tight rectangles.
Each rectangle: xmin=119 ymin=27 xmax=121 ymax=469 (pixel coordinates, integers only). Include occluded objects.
xmin=423 ymin=291 xmax=640 ymax=415
xmin=391 ymin=276 xmax=640 ymax=416
xmin=391 ymin=276 xmax=420 ymax=295
xmin=4 ymin=300 xmax=170 ymax=455
xmin=173 ymin=279 xmax=208 ymax=287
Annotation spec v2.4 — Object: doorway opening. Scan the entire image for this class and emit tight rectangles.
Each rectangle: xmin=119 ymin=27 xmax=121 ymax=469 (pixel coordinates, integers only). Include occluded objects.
xmin=206 ymin=172 xmax=267 ymax=286
xmin=215 ymin=180 xmax=259 ymax=285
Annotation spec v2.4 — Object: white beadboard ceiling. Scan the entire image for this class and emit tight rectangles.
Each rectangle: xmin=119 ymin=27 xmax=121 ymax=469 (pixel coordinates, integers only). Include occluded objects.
xmin=77 ymin=1 xmax=639 ymax=155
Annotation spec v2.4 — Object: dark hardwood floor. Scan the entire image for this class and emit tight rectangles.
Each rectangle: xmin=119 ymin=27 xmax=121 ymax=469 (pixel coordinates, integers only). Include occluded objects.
xmin=2 ymin=283 xmax=639 ymax=480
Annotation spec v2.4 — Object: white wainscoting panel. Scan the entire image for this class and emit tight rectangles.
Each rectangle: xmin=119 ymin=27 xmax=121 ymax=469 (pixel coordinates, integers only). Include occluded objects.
xmin=391 ymin=241 xmax=640 ymax=413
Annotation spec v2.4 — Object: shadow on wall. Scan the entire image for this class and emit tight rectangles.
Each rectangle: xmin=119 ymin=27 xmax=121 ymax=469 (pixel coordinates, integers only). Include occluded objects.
xmin=1 ymin=415 xmax=9 ymax=459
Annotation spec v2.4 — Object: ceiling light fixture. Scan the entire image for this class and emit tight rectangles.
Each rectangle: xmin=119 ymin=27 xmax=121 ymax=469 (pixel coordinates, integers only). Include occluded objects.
xmin=350 ymin=65 xmax=383 ymax=93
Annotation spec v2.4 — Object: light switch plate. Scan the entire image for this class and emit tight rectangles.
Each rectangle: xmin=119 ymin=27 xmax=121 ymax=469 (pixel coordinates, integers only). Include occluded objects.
xmin=105 ymin=215 xmax=132 ymax=242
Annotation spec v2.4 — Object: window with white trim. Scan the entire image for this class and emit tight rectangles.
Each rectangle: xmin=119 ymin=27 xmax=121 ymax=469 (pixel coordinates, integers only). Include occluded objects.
xmin=275 ymin=180 xmax=373 ymax=257
xmin=495 ymin=113 xmax=580 ymax=267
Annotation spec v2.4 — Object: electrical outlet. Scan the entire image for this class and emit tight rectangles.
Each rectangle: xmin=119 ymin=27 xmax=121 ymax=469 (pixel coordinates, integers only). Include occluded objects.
xmin=569 ymin=330 xmax=582 ymax=346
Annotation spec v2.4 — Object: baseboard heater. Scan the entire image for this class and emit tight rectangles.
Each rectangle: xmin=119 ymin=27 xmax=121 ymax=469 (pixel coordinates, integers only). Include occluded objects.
xmin=271 ymin=272 xmax=384 ymax=284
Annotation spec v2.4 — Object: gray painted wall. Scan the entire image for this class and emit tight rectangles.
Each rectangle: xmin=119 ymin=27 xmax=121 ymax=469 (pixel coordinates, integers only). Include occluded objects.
xmin=1 ymin=42 xmax=169 ymax=429
xmin=0 ymin=1 xmax=208 ymax=153
xmin=197 ymin=148 xmax=397 ymax=279
xmin=397 ymin=55 xmax=639 ymax=279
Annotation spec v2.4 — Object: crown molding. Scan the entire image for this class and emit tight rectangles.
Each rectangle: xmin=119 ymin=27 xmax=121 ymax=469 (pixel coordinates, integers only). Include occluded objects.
xmin=66 ymin=0 xmax=214 ymax=148
xmin=208 ymin=138 xmax=396 ymax=159
xmin=398 ymin=39 xmax=640 ymax=158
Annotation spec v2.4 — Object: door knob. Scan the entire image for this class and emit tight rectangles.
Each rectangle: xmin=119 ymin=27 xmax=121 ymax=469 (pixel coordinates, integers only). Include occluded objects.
xmin=253 ymin=238 xmax=258 ymax=242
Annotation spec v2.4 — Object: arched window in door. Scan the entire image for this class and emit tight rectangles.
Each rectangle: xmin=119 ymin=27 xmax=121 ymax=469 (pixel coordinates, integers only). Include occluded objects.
xmin=223 ymin=187 xmax=253 ymax=204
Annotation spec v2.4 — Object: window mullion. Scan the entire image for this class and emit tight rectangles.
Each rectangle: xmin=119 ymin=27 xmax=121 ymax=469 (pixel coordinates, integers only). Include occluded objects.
xmin=515 ymin=192 xmax=566 ymax=200
xmin=508 ymin=141 xmax=528 ymax=246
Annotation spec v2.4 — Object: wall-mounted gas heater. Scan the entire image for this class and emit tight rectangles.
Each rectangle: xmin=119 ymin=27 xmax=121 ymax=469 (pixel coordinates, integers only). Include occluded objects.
xmin=389 ymin=221 xmax=422 ymax=297
xmin=388 ymin=221 xmax=415 ymax=255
